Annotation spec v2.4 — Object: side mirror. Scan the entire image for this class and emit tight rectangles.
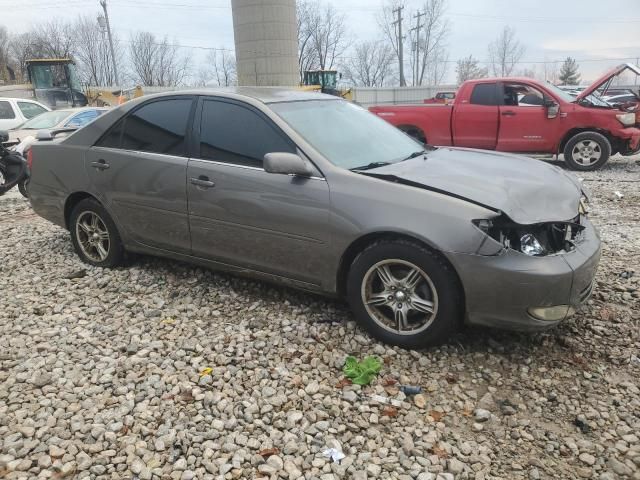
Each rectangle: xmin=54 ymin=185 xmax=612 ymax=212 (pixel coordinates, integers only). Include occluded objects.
xmin=263 ymin=152 xmax=312 ymax=177
xmin=0 ymin=130 xmax=8 ymax=143
xmin=546 ymin=101 xmax=560 ymax=119
xmin=36 ymin=130 xmax=54 ymax=141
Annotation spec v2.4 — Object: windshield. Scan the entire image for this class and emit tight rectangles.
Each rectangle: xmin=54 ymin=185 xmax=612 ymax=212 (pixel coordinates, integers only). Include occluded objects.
xmin=271 ymin=100 xmax=422 ymax=170
xmin=545 ymin=83 xmax=578 ymax=103
xmin=18 ymin=110 xmax=71 ymax=129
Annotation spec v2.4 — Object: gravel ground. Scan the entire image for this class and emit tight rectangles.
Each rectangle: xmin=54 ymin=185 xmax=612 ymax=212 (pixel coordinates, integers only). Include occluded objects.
xmin=0 ymin=155 xmax=639 ymax=480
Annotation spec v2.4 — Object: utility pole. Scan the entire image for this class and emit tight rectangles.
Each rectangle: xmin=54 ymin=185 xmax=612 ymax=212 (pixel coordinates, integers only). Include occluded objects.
xmin=392 ymin=5 xmax=405 ymax=87
xmin=99 ymin=0 xmax=119 ymax=86
xmin=410 ymin=10 xmax=425 ymax=86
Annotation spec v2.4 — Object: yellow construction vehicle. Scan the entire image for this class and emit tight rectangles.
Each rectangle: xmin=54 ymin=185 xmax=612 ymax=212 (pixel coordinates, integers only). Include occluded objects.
xmin=301 ymin=69 xmax=352 ymax=100
xmin=0 ymin=58 xmax=88 ymax=109
xmin=85 ymin=85 xmax=144 ymax=107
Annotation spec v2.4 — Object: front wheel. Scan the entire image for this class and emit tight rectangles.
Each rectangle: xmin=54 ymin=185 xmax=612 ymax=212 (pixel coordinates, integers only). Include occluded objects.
xmin=346 ymin=240 xmax=463 ymax=348
xmin=69 ymin=198 xmax=124 ymax=268
xmin=563 ymin=132 xmax=611 ymax=171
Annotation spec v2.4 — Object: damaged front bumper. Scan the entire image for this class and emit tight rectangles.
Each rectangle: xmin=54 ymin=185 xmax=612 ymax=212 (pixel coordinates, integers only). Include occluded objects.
xmin=447 ymin=216 xmax=601 ymax=331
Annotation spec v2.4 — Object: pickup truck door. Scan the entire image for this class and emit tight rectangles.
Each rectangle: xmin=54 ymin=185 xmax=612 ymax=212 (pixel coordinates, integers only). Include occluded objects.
xmin=186 ymin=98 xmax=331 ymax=287
xmin=496 ymin=82 xmax=558 ymax=152
xmin=452 ymin=82 xmax=499 ymax=149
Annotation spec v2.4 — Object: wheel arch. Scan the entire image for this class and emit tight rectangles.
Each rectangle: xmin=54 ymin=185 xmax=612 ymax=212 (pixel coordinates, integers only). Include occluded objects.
xmin=558 ymin=127 xmax=613 ymax=154
xmin=336 ymin=231 xmax=464 ymax=303
xmin=64 ymin=191 xmax=100 ymax=230
xmin=397 ymin=124 xmax=427 ymax=144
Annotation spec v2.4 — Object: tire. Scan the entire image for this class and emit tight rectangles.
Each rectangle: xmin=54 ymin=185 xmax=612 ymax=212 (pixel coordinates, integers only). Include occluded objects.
xmin=0 ymin=164 xmax=6 ymax=195
xmin=18 ymin=178 xmax=28 ymax=198
xmin=346 ymin=239 xmax=463 ymax=348
xmin=69 ymin=198 xmax=124 ymax=268
xmin=563 ymin=132 xmax=611 ymax=171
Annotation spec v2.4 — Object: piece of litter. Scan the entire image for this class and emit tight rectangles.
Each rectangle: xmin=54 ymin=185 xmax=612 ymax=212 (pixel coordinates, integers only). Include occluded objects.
xmin=614 ymin=191 xmax=623 ymax=199
xmin=322 ymin=448 xmax=345 ymax=463
xmin=199 ymin=367 xmax=213 ymax=377
xmin=399 ymin=385 xmax=422 ymax=395
xmin=370 ymin=394 xmax=389 ymax=404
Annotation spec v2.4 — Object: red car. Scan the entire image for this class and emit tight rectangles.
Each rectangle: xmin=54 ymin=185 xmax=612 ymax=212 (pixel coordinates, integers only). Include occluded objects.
xmin=424 ymin=91 xmax=456 ymax=104
xmin=371 ymin=64 xmax=640 ymax=170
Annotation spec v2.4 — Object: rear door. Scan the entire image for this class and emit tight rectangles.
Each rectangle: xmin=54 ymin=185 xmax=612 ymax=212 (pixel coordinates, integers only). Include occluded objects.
xmin=496 ymin=82 xmax=558 ymax=152
xmin=85 ymin=96 xmax=195 ymax=254
xmin=452 ymin=82 xmax=499 ymax=149
xmin=187 ymin=97 xmax=331 ymax=285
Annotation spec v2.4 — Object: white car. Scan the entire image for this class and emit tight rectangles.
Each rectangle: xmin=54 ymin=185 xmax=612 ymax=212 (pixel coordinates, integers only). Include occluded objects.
xmin=8 ymin=107 xmax=108 ymax=155
xmin=0 ymin=97 xmax=50 ymax=130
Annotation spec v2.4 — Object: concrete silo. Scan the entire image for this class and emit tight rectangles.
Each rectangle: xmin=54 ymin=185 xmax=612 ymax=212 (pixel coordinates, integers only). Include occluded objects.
xmin=231 ymin=0 xmax=299 ymax=87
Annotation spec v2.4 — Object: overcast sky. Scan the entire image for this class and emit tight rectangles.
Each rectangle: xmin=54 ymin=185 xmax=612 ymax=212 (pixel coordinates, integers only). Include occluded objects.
xmin=3 ymin=0 xmax=640 ymax=84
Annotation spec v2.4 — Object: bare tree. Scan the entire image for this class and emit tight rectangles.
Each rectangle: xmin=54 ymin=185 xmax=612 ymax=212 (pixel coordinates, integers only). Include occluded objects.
xmin=297 ymin=0 xmax=317 ymax=82
xmin=542 ymin=60 xmax=560 ymax=84
xmin=342 ymin=40 xmax=395 ymax=87
xmin=128 ymin=32 xmax=189 ymax=87
xmin=198 ymin=49 xmax=236 ymax=87
xmin=8 ymin=32 xmax=35 ymax=83
xmin=73 ymin=15 xmax=123 ymax=86
xmin=423 ymin=43 xmax=448 ymax=86
xmin=455 ymin=55 xmax=488 ymax=84
xmin=29 ymin=20 xmax=76 ymax=58
xmin=488 ymin=26 xmax=525 ymax=77
xmin=0 ymin=26 xmax=11 ymax=83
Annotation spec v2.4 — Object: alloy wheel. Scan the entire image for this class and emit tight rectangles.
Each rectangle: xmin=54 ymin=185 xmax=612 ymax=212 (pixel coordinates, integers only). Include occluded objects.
xmin=75 ymin=211 xmax=110 ymax=262
xmin=361 ymin=259 xmax=439 ymax=335
xmin=572 ymin=140 xmax=602 ymax=166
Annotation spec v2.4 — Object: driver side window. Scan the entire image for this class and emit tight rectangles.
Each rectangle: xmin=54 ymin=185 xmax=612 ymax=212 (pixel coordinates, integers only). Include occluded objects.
xmin=503 ymin=83 xmax=546 ymax=107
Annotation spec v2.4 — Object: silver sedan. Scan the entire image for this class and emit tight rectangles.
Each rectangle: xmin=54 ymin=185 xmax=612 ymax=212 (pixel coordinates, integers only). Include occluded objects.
xmin=28 ymin=88 xmax=601 ymax=348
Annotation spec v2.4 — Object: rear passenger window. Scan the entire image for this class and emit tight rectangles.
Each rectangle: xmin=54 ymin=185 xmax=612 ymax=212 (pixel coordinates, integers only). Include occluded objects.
xmin=96 ymin=119 xmax=124 ymax=148
xmin=470 ymin=83 xmax=498 ymax=106
xmin=121 ymin=98 xmax=193 ymax=156
xmin=0 ymin=101 xmax=15 ymax=119
xmin=199 ymin=100 xmax=294 ymax=167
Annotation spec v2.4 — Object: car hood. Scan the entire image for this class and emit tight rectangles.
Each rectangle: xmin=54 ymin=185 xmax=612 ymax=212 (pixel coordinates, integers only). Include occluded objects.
xmin=8 ymin=129 xmax=34 ymax=142
xmin=577 ymin=63 xmax=640 ymax=101
xmin=366 ymin=147 xmax=583 ymax=224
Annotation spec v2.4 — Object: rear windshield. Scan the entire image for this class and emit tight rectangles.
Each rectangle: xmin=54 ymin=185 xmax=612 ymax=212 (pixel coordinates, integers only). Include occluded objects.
xmin=18 ymin=110 xmax=71 ymax=129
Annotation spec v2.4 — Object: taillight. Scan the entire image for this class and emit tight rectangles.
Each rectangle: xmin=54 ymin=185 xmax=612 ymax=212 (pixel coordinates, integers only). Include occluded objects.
xmin=26 ymin=149 xmax=33 ymax=170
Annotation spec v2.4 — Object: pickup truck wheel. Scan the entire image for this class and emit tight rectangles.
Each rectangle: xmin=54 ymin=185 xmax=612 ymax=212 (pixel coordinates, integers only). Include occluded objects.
xmin=346 ymin=239 xmax=463 ymax=349
xmin=69 ymin=199 xmax=124 ymax=268
xmin=563 ymin=132 xmax=611 ymax=171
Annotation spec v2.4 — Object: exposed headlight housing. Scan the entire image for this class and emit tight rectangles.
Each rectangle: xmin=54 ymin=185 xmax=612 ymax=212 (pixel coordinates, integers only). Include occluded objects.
xmin=616 ymin=112 xmax=636 ymax=126
xmin=520 ymin=233 xmax=545 ymax=256
xmin=473 ymin=215 xmax=585 ymax=257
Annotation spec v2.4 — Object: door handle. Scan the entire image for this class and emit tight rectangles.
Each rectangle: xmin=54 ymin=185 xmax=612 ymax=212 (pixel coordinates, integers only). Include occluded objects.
xmin=91 ymin=159 xmax=110 ymax=170
xmin=501 ymin=111 xmax=516 ymax=116
xmin=190 ymin=176 xmax=215 ymax=188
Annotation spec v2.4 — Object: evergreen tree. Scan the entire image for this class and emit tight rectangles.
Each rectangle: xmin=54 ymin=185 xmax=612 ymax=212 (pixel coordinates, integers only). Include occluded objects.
xmin=559 ymin=57 xmax=581 ymax=85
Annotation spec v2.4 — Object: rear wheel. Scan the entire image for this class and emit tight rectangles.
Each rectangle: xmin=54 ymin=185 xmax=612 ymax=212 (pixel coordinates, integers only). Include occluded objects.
xmin=18 ymin=178 xmax=28 ymax=198
xmin=563 ymin=132 xmax=611 ymax=171
xmin=346 ymin=239 xmax=463 ymax=348
xmin=69 ymin=199 xmax=124 ymax=267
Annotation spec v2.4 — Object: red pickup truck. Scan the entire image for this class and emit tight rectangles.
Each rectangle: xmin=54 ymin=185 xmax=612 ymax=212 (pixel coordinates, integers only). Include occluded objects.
xmin=370 ymin=64 xmax=640 ymax=170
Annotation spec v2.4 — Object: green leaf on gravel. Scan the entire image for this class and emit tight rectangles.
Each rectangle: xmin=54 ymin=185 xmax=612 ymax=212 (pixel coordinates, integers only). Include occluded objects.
xmin=343 ymin=355 xmax=382 ymax=385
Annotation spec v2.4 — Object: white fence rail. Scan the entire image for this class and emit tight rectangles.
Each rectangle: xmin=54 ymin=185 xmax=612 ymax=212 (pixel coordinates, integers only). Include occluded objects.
xmin=351 ymin=85 xmax=457 ymax=107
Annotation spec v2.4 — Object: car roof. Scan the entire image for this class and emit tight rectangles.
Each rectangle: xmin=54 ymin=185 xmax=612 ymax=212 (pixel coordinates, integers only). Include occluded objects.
xmin=139 ymin=87 xmax=339 ymax=104
xmin=0 ymin=97 xmax=44 ymax=103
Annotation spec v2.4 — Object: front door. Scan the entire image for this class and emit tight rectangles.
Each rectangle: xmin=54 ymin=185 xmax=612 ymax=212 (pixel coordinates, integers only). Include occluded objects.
xmin=452 ymin=82 xmax=499 ymax=149
xmin=85 ymin=97 xmax=195 ymax=254
xmin=496 ymin=82 xmax=558 ymax=152
xmin=187 ymin=98 xmax=331 ymax=285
